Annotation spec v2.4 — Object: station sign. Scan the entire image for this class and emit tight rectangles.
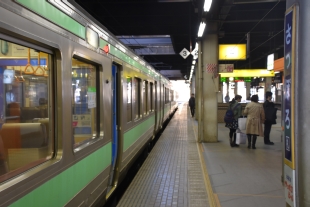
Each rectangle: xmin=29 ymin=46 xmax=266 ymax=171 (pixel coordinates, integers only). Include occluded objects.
xmin=191 ymin=47 xmax=198 ymax=59
xmin=284 ymin=5 xmax=297 ymax=207
xmin=179 ymin=48 xmax=190 ymax=59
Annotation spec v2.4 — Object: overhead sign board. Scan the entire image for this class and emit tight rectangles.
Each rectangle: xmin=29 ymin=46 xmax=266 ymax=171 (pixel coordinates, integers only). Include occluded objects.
xmin=267 ymin=53 xmax=274 ymax=70
xmin=219 ymin=69 xmax=274 ymax=77
xmin=179 ymin=48 xmax=190 ymax=59
xmin=219 ymin=44 xmax=247 ymax=60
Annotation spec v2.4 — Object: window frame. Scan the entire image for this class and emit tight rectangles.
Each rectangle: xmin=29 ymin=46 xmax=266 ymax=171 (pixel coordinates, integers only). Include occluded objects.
xmin=126 ymin=76 xmax=132 ymax=123
xmin=134 ymin=77 xmax=142 ymax=120
xmin=71 ymin=55 xmax=104 ymax=153
xmin=0 ymin=34 xmax=55 ymax=183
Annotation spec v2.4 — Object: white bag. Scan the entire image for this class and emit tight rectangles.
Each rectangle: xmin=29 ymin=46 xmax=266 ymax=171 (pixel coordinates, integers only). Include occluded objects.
xmin=238 ymin=117 xmax=247 ymax=132
xmin=236 ymin=132 xmax=247 ymax=144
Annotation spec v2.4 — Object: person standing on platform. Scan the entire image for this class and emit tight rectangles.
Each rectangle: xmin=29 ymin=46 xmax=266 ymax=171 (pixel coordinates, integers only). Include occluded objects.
xmin=247 ymin=93 xmax=251 ymax=101
xmin=263 ymin=91 xmax=277 ymax=145
xmin=188 ymin=93 xmax=195 ymax=117
xmin=225 ymin=95 xmax=242 ymax=147
xmin=243 ymin=95 xmax=265 ymax=149
xmin=224 ymin=93 xmax=230 ymax=103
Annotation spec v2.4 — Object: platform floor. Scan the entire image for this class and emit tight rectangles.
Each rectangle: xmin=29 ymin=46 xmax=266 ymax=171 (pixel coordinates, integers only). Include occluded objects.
xmin=117 ymin=103 xmax=285 ymax=207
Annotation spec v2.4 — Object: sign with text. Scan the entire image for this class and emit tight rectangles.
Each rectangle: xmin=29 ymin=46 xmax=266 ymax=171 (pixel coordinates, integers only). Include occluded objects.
xmin=179 ymin=48 xmax=190 ymax=59
xmin=219 ymin=64 xmax=234 ymax=73
xmin=284 ymin=6 xmax=296 ymax=169
xmin=219 ymin=44 xmax=246 ymax=60
xmin=72 ymin=114 xmax=91 ymax=128
xmin=191 ymin=48 xmax=198 ymax=59
xmin=219 ymin=69 xmax=274 ymax=77
xmin=284 ymin=5 xmax=297 ymax=207
xmin=284 ymin=165 xmax=296 ymax=206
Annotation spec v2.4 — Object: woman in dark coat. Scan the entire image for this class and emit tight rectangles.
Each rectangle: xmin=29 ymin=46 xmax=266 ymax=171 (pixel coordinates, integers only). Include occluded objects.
xmin=263 ymin=91 xmax=277 ymax=145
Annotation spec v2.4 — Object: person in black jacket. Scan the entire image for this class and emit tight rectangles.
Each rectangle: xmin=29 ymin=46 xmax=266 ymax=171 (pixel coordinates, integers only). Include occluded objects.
xmin=263 ymin=91 xmax=276 ymax=145
xmin=188 ymin=93 xmax=195 ymax=117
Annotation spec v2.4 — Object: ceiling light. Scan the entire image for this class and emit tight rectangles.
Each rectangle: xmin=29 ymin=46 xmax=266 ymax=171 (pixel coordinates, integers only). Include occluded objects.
xmin=204 ymin=0 xmax=212 ymax=12
xmin=198 ymin=22 xmax=206 ymax=37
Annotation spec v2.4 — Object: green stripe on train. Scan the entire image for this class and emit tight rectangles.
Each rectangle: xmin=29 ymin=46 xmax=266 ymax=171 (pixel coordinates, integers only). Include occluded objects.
xmin=16 ymin=0 xmax=85 ymax=38
xmin=10 ymin=143 xmax=112 ymax=207
xmin=16 ymin=0 xmax=166 ymax=81
xmin=123 ymin=115 xmax=155 ymax=151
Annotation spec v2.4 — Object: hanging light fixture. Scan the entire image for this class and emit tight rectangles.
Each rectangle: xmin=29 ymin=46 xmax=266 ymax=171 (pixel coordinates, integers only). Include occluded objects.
xmin=204 ymin=0 xmax=212 ymax=12
xmin=198 ymin=22 xmax=206 ymax=37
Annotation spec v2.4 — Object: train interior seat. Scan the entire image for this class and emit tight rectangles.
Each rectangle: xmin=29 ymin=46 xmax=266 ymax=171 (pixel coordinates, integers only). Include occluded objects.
xmin=0 ymin=135 xmax=9 ymax=175
xmin=0 ymin=123 xmax=48 ymax=171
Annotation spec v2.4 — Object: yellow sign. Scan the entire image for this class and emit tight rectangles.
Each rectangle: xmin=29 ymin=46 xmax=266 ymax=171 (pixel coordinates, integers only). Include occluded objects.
xmin=219 ymin=44 xmax=247 ymax=60
xmin=219 ymin=69 xmax=274 ymax=77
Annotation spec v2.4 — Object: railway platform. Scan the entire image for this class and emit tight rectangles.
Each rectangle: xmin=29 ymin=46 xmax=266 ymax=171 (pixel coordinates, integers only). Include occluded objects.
xmin=117 ymin=103 xmax=285 ymax=207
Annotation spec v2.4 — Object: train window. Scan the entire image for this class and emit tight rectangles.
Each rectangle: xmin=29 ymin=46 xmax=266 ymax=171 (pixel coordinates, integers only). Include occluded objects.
xmin=150 ymin=82 xmax=154 ymax=112
xmin=143 ymin=81 xmax=148 ymax=115
xmin=71 ymin=58 xmax=100 ymax=150
xmin=126 ymin=77 xmax=132 ymax=122
xmin=165 ymin=88 xmax=169 ymax=104
xmin=0 ymin=39 xmax=53 ymax=181
xmin=133 ymin=77 xmax=141 ymax=120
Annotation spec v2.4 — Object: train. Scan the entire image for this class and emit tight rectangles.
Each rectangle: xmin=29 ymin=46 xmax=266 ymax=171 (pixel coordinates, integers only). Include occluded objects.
xmin=0 ymin=0 xmax=178 ymax=206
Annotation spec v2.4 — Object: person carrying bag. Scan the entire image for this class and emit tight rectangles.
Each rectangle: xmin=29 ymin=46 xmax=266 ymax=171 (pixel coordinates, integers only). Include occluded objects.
xmin=225 ymin=95 xmax=242 ymax=147
xmin=238 ymin=116 xmax=247 ymax=133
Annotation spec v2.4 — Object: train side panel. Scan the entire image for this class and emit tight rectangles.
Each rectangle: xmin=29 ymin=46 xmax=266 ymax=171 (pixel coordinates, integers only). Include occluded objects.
xmin=0 ymin=0 xmax=174 ymax=206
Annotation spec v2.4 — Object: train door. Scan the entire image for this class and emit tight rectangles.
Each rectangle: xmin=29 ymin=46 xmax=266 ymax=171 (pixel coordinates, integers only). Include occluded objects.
xmin=107 ymin=64 xmax=120 ymax=193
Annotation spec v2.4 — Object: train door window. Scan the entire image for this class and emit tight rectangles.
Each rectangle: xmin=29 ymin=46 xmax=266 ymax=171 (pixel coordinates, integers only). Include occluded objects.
xmin=150 ymin=82 xmax=154 ymax=112
xmin=164 ymin=87 xmax=168 ymax=104
xmin=143 ymin=81 xmax=148 ymax=115
xmin=133 ymin=77 xmax=141 ymax=119
xmin=0 ymin=39 xmax=53 ymax=181
xmin=167 ymin=88 xmax=169 ymax=103
xmin=126 ymin=77 xmax=132 ymax=122
xmin=72 ymin=57 xmax=101 ymax=150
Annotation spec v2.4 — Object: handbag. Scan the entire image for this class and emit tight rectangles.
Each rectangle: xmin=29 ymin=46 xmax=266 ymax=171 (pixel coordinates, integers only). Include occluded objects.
xmin=236 ymin=132 xmax=247 ymax=144
xmin=238 ymin=116 xmax=247 ymax=132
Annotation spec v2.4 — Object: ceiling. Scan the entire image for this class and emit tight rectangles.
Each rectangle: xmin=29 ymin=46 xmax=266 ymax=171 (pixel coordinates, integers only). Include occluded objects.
xmin=72 ymin=0 xmax=286 ymax=80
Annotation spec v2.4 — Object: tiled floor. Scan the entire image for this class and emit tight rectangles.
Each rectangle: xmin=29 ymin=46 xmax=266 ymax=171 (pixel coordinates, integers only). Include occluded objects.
xmin=117 ymin=103 xmax=285 ymax=207
xmin=117 ymin=104 xmax=209 ymax=207
xmin=201 ymin=111 xmax=285 ymax=207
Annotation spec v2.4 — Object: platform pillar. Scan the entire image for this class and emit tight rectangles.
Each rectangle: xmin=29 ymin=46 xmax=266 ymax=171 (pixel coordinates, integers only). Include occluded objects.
xmin=198 ymin=22 xmax=218 ymax=143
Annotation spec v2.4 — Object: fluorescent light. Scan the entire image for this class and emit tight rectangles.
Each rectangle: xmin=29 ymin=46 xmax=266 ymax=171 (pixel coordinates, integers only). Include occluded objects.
xmin=204 ymin=0 xmax=212 ymax=12
xmin=198 ymin=22 xmax=206 ymax=37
